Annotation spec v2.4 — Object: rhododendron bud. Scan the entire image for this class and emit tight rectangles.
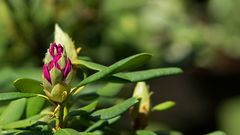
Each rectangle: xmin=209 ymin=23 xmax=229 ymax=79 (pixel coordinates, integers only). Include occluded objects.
xmin=42 ymin=43 xmax=73 ymax=102
xmin=130 ymin=82 xmax=151 ymax=130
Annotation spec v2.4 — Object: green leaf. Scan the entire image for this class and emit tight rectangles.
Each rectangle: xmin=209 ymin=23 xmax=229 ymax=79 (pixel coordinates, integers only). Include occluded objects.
xmin=96 ymin=82 xmax=124 ymax=97
xmin=72 ymin=59 xmax=106 ymax=71
xmin=0 ymin=92 xmax=37 ymax=101
xmin=206 ymin=131 xmax=226 ymax=135
xmin=55 ymin=129 xmax=98 ymax=135
xmin=137 ymin=130 xmax=182 ymax=135
xmin=69 ymin=100 xmax=98 ymax=117
xmin=54 ymin=128 xmax=79 ymax=135
xmin=14 ymin=78 xmax=44 ymax=95
xmin=55 ymin=24 xmax=78 ymax=61
xmin=136 ymin=130 xmax=157 ymax=135
xmin=79 ymin=132 xmax=99 ymax=135
xmin=2 ymin=114 xmax=47 ymax=129
xmin=85 ymin=120 xmax=106 ymax=132
xmin=91 ymin=97 xmax=138 ymax=119
xmin=0 ymin=98 xmax=26 ymax=125
xmin=152 ymin=101 xmax=176 ymax=112
xmin=72 ymin=59 xmax=183 ymax=83
xmin=26 ymin=97 xmax=45 ymax=117
xmin=115 ymin=68 xmax=183 ymax=82
xmin=13 ymin=131 xmax=51 ymax=135
xmin=85 ymin=116 xmax=121 ymax=132
xmin=78 ymin=53 xmax=152 ymax=86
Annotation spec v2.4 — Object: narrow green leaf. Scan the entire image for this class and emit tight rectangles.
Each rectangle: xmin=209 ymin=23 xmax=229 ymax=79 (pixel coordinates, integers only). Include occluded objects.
xmin=137 ymin=130 xmax=182 ymax=135
xmin=55 ymin=24 xmax=78 ymax=61
xmin=73 ymin=59 xmax=183 ymax=83
xmin=206 ymin=131 xmax=226 ymax=135
xmin=69 ymin=100 xmax=98 ymax=117
xmin=136 ymin=130 xmax=157 ymax=135
xmin=152 ymin=101 xmax=176 ymax=112
xmin=78 ymin=53 xmax=151 ymax=86
xmin=55 ymin=129 xmax=98 ymax=135
xmin=79 ymin=132 xmax=99 ymax=135
xmin=14 ymin=78 xmax=44 ymax=95
xmin=91 ymin=97 xmax=138 ymax=119
xmin=13 ymin=131 xmax=51 ymax=135
xmin=0 ymin=92 xmax=37 ymax=101
xmin=0 ymin=98 xmax=26 ymax=125
xmin=2 ymin=114 xmax=47 ymax=129
xmin=54 ymin=128 xmax=79 ymax=135
xmin=85 ymin=120 xmax=106 ymax=132
xmin=115 ymin=68 xmax=183 ymax=82
xmin=96 ymin=83 xmax=124 ymax=97
xmin=72 ymin=59 xmax=106 ymax=71
xmin=85 ymin=116 xmax=121 ymax=132
xmin=26 ymin=97 xmax=45 ymax=117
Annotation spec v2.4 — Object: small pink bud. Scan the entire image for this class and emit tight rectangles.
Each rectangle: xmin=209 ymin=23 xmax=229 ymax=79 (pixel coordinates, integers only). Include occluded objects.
xmin=42 ymin=43 xmax=72 ymax=86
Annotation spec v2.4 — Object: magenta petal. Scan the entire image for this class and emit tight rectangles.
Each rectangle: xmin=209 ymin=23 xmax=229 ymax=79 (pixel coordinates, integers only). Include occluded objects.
xmin=63 ymin=58 xmax=72 ymax=79
xmin=53 ymin=54 xmax=61 ymax=63
xmin=57 ymin=44 xmax=63 ymax=54
xmin=49 ymin=61 xmax=54 ymax=70
xmin=49 ymin=43 xmax=57 ymax=56
xmin=43 ymin=64 xmax=51 ymax=84
xmin=55 ymin=63 xmax=61 ymax=71
xmin=54 ymin=55 xmax=62 ymax=70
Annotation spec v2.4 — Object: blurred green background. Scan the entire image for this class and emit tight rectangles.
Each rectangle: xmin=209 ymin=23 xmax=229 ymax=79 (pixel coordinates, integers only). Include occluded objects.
xmin=1 ymin=0 xmax=240 ymax=135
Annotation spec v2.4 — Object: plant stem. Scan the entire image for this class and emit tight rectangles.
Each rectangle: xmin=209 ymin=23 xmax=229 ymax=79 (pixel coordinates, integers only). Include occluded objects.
xmin=56 ymin=104 xmax=64 ymax=130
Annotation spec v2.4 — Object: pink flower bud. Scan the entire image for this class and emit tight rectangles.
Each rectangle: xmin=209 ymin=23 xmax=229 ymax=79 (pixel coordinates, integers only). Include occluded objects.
xmin=42 ymin=43 xmax=72 ymax=86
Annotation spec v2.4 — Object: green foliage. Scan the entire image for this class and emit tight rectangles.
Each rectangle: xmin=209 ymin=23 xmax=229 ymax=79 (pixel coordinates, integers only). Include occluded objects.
xmin=0 ymin=0 xmax=234 ymax=134
xmin=115 ymin=68 xmax=183 ymax=82
xmin=136 ymin=130 xmax=182 ymax=135
xmin=0 ymin=98 xmax=26 ymax=125
xmin=206 ymin=131 xmax=226 ymax=135
xmin=26 ymin=97 xmax=45 ymax=117
xmin=91 ymin=97 xmax=138 ymax=119
xmin=73 ymin=59 xmax=183 ymax=83
xmin=2 ymin=114 xmax=47 ymax=129
xmin=69 ymin=100 xmax=98 ymax=117
xmin=96 ymin=83 xmax=124 ymax=97
xmin=77 ymin=53 xmax=151 ymax=86
xmin=14 ymin=78 xmax=44 ymax=94
xmin=54 ymin=128 xmax=80 ymax=135
xmin=0 ymin=25 xmax=186 ymax=135
xmin=136 ymin=130 xmax=158 ymax=135
xmin=0 ymin=92 xmax=36 ymax=101
xmin=152 ymin=101 xmax=176 ymax=112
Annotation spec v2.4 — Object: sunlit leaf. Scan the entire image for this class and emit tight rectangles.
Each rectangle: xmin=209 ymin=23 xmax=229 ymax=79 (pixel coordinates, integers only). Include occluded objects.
xmin=54 ymin=128 xmax=98 ymax=135
xmin=96 ymin=82 xmax=124 ymax=97
xmin=0 ymin=98 xmax=26 ymax=125
xmin=85 ymin=116 xmax=121 ymax=132
xmin=72 ymin=59 xmax=105 ymax=71
xmin=136 ymin=130 xmax=157 ymax=135
xmin=78 ymin=53 xmax=151 ymax=86
xmin=26 ymin=97 xmax=45 ymax=117
xmin=115 ymin=68 xmax=183 ymax=82
xmin=54 ymin=128 xmax=79 ymax=135
xmin=72 ymin=59 xmax=182 ymax=83
xmin=0 ymin=92 xmax=37 ymax=101
xmin=2 ymin=114 xmax=47 ymax=129
xmin=206 ymin=131 xmax=226 ymax=135
xmin=14 ymin=78 xmax=44 ymax=95
xmin=91 ymin=97 xmax=138 ymax=119
xmin=152 ymin=101 xmax=176 ymax=112
xmin=69 ymin=100 xmax=98 ymax=117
